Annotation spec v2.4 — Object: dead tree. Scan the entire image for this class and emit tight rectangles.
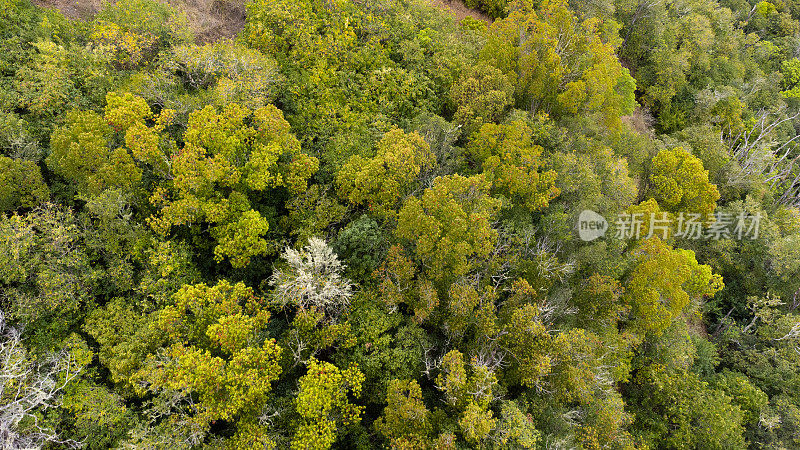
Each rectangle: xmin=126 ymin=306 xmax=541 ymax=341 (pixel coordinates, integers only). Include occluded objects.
xmin=0 ymin=311 xmax=82 ymax=449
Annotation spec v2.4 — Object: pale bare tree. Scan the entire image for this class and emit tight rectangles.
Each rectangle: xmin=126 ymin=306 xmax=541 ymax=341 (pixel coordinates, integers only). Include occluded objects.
xmin=727 ymin=107 xmax=800 ymax=206
xmin=0 ymin=312 xmax=82 ymax=449
xmin=270 ymin=237 xmax=354 ymax=317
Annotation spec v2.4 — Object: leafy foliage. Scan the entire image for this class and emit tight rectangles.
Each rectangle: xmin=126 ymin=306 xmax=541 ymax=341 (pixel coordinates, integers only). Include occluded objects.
xmin=3 ymin=0 xmax=800 ymax=446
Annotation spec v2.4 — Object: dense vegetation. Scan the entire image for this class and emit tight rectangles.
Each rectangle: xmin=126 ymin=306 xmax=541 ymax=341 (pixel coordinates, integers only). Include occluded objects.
xmin=1 ymin=0 xmax=800 ymax=447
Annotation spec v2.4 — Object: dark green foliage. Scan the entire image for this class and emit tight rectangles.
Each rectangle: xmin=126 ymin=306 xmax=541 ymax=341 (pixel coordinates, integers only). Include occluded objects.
xmin=334 ymin=215 xmax=386 ymax=280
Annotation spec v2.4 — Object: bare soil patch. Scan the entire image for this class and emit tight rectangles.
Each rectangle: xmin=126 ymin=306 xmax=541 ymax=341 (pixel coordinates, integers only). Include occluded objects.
xmin=30 ymin=0 xmax=246 ymax=42
xmin=173 ymin=0 xmax=246 ymax=43
xmin=32 ymin=0 xmax=102 ymax=19
xmin=426 ymin=0 xmax=491 ymax=23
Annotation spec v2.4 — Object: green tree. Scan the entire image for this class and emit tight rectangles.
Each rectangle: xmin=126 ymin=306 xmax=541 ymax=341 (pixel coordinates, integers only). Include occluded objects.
xmin=482 ymin=0 xmax=636 ymax=125
xmin=396 ymin=174 xmax=501 ymax=283
xmin=648 ymin=146 xmax=720 ymax=218
xmin=291 ymin=358 xmax=365 ymax=450
xmin=467 ymin=120 xmax=560 ymax=212
xmin=0 ymin=204 xmax=96 ymax=348
xmin=628 ymin=365 xmax=747 ymax=449
xmin=83 ymin=297 xmax=161 ymax=391
xmin=0 ymin=156 xmax=48 ymax=211
xmin=334 ymin=215 xmax=385 ymax=280
xmin=58 ymin=379 xmax=133 ymax=449
xmin=337 ymin=128 xmax=434 ymax=218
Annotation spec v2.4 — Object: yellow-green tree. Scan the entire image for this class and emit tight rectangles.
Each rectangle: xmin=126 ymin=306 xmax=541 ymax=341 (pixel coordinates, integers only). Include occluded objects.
xmin=467 ymin=120 xmax=560 ymax=211
xmin=91 ymin=0 xmax=192 ymax=69
xmin=648 ymin=146 xmax=720 ymax=218
xmin=435 ymin=350 xmax=498 ymax=444
xmin=105 ymin=91 xmax=177 ymax=177
xmin=450 ymin=63 xmax=514 ymax=134
xmin=481 ymin=0 xmax=636 ymax=126
xmin=149 ymin=103 xmax=318 ymax=267
xmin=623 ymin=237 xmax=723 ymax=337
xmin=336 ymin=128 xmax=434 ymax=218
xmin=47 ymin=110 xmax=142 ymax=198
xmin=502 ymin=304 xmax=553 ymax=390
xmin=137 ymin=280 xmax=282 ymax=443
xmin=291 ymin=358 xmax=365 ymax=449
xmin=395 ymin=174 xmax=502 ymax=283
xmin=374 ymin=379 xmax=432 ymax=447
xmin=375 ymin=245 xmax=441 ymax=324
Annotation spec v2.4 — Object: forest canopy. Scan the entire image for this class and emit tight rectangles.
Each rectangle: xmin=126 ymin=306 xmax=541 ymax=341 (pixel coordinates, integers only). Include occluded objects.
xmin=1 ymin=0 xmax=800 ymax=447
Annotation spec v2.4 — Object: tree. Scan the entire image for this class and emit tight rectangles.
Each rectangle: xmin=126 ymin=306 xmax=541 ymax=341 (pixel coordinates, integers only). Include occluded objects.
xmin=270 ymin=237 xmax=355 ymax=364
xmin=648 ymin=146 xmax=720 ymax=218
xmin=572 ymin=274 xmax=629 ymax=332
xmin=627 ymin=364 xmax=747 ymax=449
xmin=501 ymin=304 xmax=553 ymax=390
xmin=47 ymin=110 xmax=141 ymax=198
xmin=149 ymin=103 xmax=319 ymax=268
xmin=291 ymin=358 xmax=365 ymax=450
xmin=11 ymin=40 xmax=109 ymax=126
xmin=279 ymin=184 xmax=347 ymax=245
xmin=450 ymin=64 xmax=514 ymax=134
xmin=0 ymin=111 xmax=40 ymax=160
xmin=490 ymin=401 xmax=540 ymax=448
xmin=0 ymin=204 xmax=95 ymax=348
xmin=83 ymin=298 xmax=161 ymax=391
xmin=623 ymin=237 xmax=724 ymax=337
xmin=334 ymin=215 xmax=385 ymax=280
xmin=396 ymin=174 xmax=502 ymax=283
xmin=270 ymin=237 xmax=354 ymax=317
xmin=481 ymin=0 xmax=636 ymax=125
xmin=374 ymin=245 xmax=442 ymax=324
xmin=166 ymin=41 xmax=283 ymax=110
xmin=91 ymin=0 xmax=192 ymax=69
xmin=712 ymin=370 xmax=769 ymax=427
xmin=467 ymin=120 xmax=560 ymax=212
xmin=58 ymin=379 xmax=133 ymax=450
xmin=549 ymin=141 xmax=638 ymax=218
xmin=336 ymin=293 xmax=431 ymax=402
xmin=0 ymin=156 xmax=48 ymax=211
xmin=781 ymin=58 xmax=800 ymax=99
xmin=459 ymin=401 xmax=496 ymax=444
xmin=135 ymin=281 xmax=282 ymax=443
xmin=336 ymin=128 xmax=435 ymax=219
xmin=374 ymin=379 xmax=432 ymax=447
xmin=0 ymin=313 xmax=85 ymax=449
xmin=434 ymin=350 xmax=499 ymax=445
